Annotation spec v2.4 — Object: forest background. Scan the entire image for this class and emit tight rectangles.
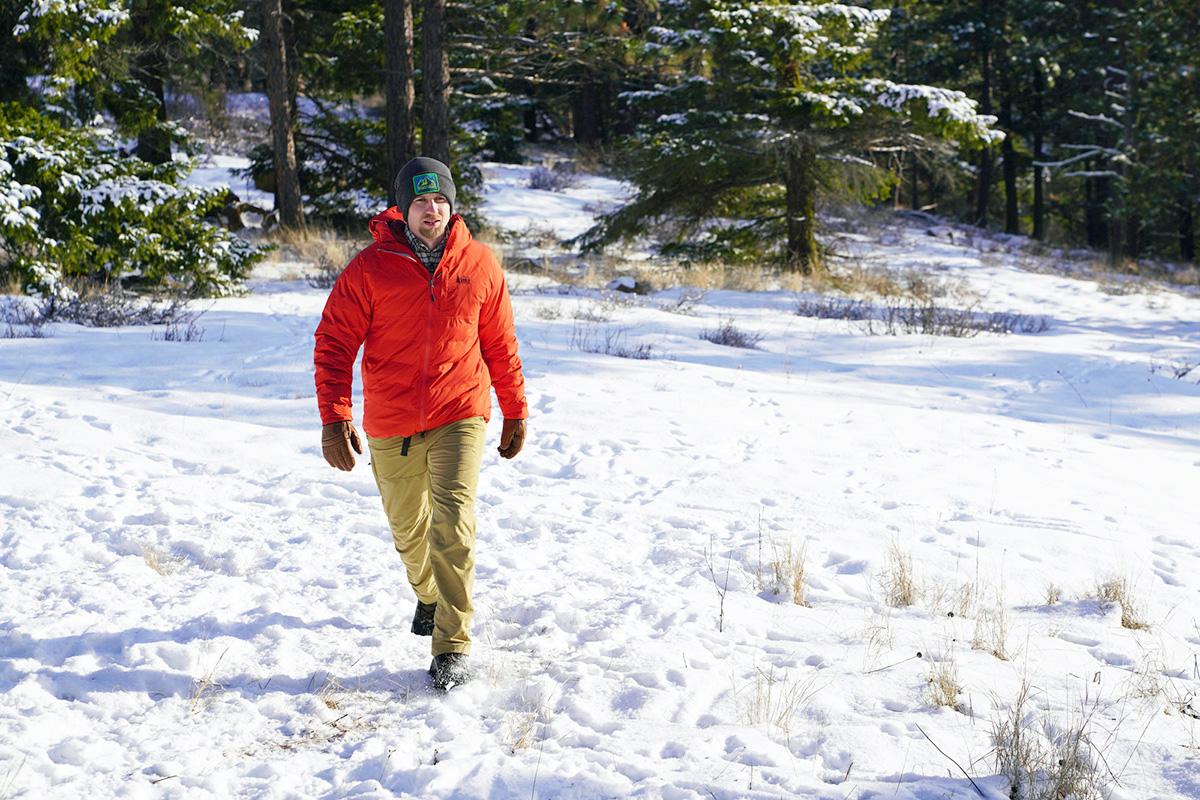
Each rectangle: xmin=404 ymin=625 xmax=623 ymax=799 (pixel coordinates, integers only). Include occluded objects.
xmin=1 ymin=0 xmax=1198 ymax=298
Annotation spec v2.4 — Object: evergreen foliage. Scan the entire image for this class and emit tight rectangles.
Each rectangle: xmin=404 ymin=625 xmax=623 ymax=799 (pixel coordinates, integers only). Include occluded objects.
xmin=577 ymin=1 xmax=1001 ymax=270
xmin=4 ymin=0 xmax=264 ymax=297
xmin=0 ymin=103 xmax=263 ymax=298
xmin=3 ymin=0 xmax=1197 ymax=275
xmin=883 ymin=0 xmax=1200 ymax=261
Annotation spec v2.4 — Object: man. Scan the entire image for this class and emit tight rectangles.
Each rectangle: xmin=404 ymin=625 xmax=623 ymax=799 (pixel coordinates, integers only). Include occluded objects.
xmin=314 ymin=156 xmax=528 ymax=692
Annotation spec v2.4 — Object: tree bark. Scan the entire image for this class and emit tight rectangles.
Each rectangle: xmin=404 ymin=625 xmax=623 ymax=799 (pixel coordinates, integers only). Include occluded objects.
xmin=385 ymin=0 xmax=416 ymax=205
xmin=573 ymin=79 xmax=603 ymax=146
xmin=1032 ymin=75 xmax=1046 ymax=240
xmin=1032 ymin=133 xmax=1045 ymax=240
xmin=1180 ymin=207 xmax=1195 ymax=262
xmin=974 ymin=148 xmax=993 ymax=227
xmin=422 ymin=0 xmax=451 ymax=164
xmin=974 ymin=45 xmax=993 ymax=227
xmin=1110 ymin=69 xmax=1138 ymax=263
xmin=910 ymin=152 xmax=920 ymax=211
xmin=1085 ymin=172 xmax=1107 ymax=250
xmin=1001 ymin=121 xmax=1019 ymax=235
xmin=130 ymin=0 xmax=171 ymax=165
xmin=783 ymin=140 xmax=818 ymax=273
xmin=262 ymin=0 xmax=304 ymax=229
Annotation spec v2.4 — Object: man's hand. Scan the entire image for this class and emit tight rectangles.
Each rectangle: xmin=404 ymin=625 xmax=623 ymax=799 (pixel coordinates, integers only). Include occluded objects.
xmin=498 ymin=418 xmax=527 ymax=460
xmin=322 ymin=421 xmax=362 ymax=471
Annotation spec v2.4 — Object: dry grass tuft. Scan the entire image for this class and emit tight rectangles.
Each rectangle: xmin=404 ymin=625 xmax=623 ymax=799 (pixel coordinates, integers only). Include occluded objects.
xmin=503 ymin=695 xmax=553 ymax=755
xmin=499 ymin=242 xmax=979 ymax=302
xmin=972 ymin=606 xmax=1012 ymax=661
xmin=0 ymin=755 xmax=26 ymax=800
xmin=142 ymin=543 xmax=185 ymax=576
xmin=277 ymin=667 xmax=402 ymax=751
xmin=860 ymin=610 xmax=897 ymax=672
xmin=924 ymin=652 xmax=964 ymax=712
xmin=265 ymin=226 xmax=368 ymax=264
xmin=1 ymin=268 xmax=21 ymax=296
xmin=1094 ymin=575 xmax=1150 ymax=631
xmin=753 ymin=533 xmax=810 ymax=607
xmin=261 ymin=227 xmax=368 ymax=284
xmin=881 ymin=541 xmax=920 ymax=608
xmin=927 ymin=577 xmax=982 ymax=620
xmin=738 ymin=662 xmax=824 ymax=747
xmin=188 ymin=647 xmax=229 ymax=713
xmin=774 ymin=538 xmax=809 ymax=607
xmin=992 ymin=682 xmax=1104 ymax=800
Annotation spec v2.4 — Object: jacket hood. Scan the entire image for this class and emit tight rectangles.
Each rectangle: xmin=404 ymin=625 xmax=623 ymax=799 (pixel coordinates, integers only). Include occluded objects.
xmin=368 ymin=206 xmax=408 ymax=244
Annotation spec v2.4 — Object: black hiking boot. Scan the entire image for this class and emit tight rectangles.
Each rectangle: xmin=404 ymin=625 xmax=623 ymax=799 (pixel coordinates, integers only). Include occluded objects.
xmin=429 ymin=652 xmax=472 ymax=693
xmin=411 ymin=600 xmax=436 ymax=636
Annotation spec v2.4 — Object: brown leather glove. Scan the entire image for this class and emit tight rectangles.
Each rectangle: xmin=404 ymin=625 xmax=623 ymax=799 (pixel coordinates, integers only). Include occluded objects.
xmin=498 ymin=418 xmax=527 ymax=460
xmin=321 ymin=421 xmax=362 ymax=471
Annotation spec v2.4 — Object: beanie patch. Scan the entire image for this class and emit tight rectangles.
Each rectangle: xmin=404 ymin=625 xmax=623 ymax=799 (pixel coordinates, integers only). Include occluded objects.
xmin=413 ymin=173 xmax=441 ymax=196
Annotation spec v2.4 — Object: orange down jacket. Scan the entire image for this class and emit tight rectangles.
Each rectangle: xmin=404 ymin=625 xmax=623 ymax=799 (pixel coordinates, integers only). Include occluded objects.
xmin=314 ymin=207 xmax=527 ymax=439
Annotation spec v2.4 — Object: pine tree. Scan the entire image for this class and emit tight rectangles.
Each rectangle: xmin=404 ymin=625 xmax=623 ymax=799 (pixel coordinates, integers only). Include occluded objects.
xmin=579 ymin=1 xmax=1001 ymax=271
xmin=6 ymin=0 xmax=265 ymax=295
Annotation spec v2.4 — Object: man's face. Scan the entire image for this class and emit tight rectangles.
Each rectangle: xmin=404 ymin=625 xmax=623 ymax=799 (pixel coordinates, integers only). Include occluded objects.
xmin=407 ymin=193 xmax=452 ymax=246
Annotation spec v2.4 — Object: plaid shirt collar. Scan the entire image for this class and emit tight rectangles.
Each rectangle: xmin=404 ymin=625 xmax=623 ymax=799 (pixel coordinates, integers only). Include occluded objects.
xmin=402 ymin=224 xmax=447 ymax=274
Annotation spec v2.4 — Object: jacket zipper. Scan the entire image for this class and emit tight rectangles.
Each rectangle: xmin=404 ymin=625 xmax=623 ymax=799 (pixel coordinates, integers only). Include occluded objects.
xmin=380 ymin=245 xmax=440 ymax=431
xmin=420 ymin=270 xmax=438 ymax=430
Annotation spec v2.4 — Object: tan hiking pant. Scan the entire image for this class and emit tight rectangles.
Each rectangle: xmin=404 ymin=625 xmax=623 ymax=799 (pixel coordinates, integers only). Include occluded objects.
xmin=367 ymin=416 xmax=486 ymax=656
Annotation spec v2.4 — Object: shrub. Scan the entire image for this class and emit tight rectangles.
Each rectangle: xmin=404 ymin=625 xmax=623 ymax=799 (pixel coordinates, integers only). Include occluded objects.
xmin=0 ymin=103 xmax=266 ymax=299
xmin=866 ymin=300 xmax=1051 ymax=337
xmin=795 ymin=296 xmax=873 ymax=320
xmin=700 ymin=317 xmax=764 ymax=349
xmin=1 ymin=279 xmax=207 ymax=337
xmin=528 ymin=164 xmax=580 ymax=193
xmin=570 ymin=321 xmax=656 ymax=359
xmin=0 ymin=295 xmax=46 ymax=338
xmin=794 ymin=293 xmax=1049 ymax=336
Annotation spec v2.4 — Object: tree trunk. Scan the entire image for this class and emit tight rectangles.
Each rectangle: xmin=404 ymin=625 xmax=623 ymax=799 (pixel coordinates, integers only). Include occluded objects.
xmin=1032 ymin=99 xmax=1045 ymax=240
xmin=262 ymin=0 xmax=303 ymax=229
xmin=1105 ymin=65 xmax=1139 ymax=263
xmin=974 ymin=23 xmax=993 ymax=227
xmin=573 ymin=79 xmax=602 ymax=146
xmin=524 ymin=106 xmax=539 ymax=142
xmin=975 ymin=147 xmax=993 ymax=227
xmin=1180 ymin=207 xmax=1195 ymax=262
xmin=385 ymin=0 xmax=416 ymax=205
xmin=1032 ymin=140 xmax=1044 ymax=240
xmin=422 ymin=0 xmax=451 ymax=164
xmin=910 ymin=152 xmax=920 ymax=211
xmin=1001 ymin=123 xmax=1019 ymax=235
xmin=783 ymin=141 xmax=818 ymax=273
xmin=1085 ymin=171 xmax=1107 ymax=250
xmin=131 ymin=0 xmax=171 ymax=165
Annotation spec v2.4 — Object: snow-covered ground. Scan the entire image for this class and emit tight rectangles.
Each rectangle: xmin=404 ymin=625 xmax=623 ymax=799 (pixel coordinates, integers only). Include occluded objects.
xmin=2 ymin=162 xmax=1199 ymax=800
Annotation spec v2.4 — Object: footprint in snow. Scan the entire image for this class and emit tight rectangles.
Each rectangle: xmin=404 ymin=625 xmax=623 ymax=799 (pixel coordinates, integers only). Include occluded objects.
xmin=824 ymin=553 xmax=868 ymax=575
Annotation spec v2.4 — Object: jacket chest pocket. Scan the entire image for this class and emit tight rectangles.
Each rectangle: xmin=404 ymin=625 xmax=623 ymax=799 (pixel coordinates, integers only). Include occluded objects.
xmin=434 ymin=274 xmax=484 ymax=319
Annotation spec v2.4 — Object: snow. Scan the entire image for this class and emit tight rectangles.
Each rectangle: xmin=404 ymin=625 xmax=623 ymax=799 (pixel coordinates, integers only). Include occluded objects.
xmin=187 ymin=154 xmax=273 ymax=210
xmin=478 ymin=162 xmax=632 ymax=246
xmin=2 ymin=161 xmax=1200 ymax=800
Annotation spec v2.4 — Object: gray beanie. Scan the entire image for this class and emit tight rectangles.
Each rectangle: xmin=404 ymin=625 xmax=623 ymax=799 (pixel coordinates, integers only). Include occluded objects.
xmin=394 ymin=157 xmax=456 ymax=216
